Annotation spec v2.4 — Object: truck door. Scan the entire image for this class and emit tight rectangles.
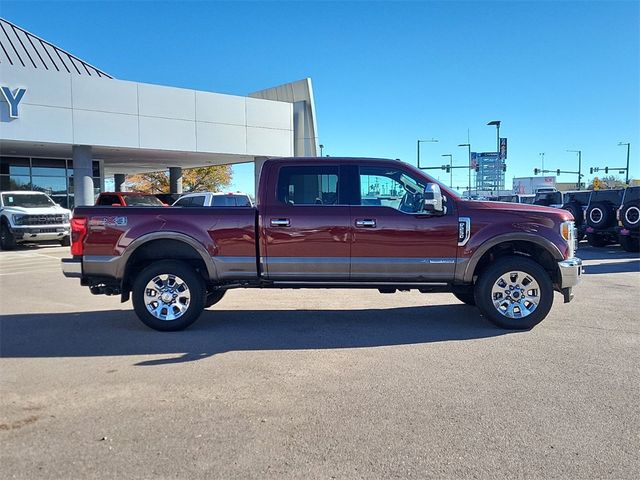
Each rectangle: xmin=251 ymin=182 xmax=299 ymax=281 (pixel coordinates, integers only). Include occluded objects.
xmin=262 ymin=164 xmax=350 ymax=280
xmin=349 ymin=164 xmax=459 ymax=281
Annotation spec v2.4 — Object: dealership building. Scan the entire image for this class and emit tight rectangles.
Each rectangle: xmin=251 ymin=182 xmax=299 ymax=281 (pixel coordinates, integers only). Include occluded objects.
xmin=0 ymin=17 xmax=318 ymax=207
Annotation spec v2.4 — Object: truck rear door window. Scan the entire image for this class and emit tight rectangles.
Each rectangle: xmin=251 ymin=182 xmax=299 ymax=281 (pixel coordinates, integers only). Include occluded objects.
xmin=277 ymin=166 xmax=339 ymax=205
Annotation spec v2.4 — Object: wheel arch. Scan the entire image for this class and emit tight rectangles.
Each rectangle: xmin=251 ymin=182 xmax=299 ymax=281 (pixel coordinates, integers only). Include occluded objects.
xmin=119 ymin=232 xmax=218 ymax=296
xmin=460 ymin=233 xmax=563 ymax=285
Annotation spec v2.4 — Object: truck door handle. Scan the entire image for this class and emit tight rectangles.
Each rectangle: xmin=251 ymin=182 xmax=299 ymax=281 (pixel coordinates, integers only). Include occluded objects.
xmin=355 ymin=219 xmax=376 ymax=228
xmin=270 ymin=218 xmax=291 ymax=227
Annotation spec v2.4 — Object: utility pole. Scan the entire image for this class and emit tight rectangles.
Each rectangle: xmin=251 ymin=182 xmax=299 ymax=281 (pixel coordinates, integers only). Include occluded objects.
xmin=458 ymin=143 xmax=472 ymax=195
xmin=539 ymin=153 xmax=545 ymax=173
xmin=441 ymin=154 xmax=453 ymax=187
xmin=618 ymin=142 xmax=631 ymax=184
xmin=567 ymin=150 xmax=582 ymax=190
xmin=417 ymin=138 xmax=438 ymax=169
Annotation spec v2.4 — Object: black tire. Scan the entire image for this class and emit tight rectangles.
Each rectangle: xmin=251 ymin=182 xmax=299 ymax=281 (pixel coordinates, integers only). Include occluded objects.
xmin=0 ymin=222 xmax=16 ymax=250
xmin=586 ymin=233 xmax=608 ymax=248
xmin=586 ymin=202 xmax=614 ymax=229
xmin=452 ymin=290 xmax=476 ymax=306
xmin=132 ymin=260 xmax=205 ymax=331
xmin=620 ymin=201 xmax=640 ymax=230
xmin=60 ymin=236 xmax=71 ymax=247
xmin=619 ymin=235 xmax=640 ymax=253
xmin=205 ymin=290 xmax=226 ymax=308
xmin=562 ymin=202 xmax=583 ymax=227
xmin=474 ymin=256 xmax=554 ymax=330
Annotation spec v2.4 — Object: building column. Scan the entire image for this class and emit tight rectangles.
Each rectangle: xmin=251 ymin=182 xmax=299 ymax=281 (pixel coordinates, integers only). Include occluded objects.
xmin=72 ymin=145 xmax=94 ymax=206
xmin=169 ymin=167 xmax=183 ymax=194
xmin=114 ymin=174 xmax=126 ymax=192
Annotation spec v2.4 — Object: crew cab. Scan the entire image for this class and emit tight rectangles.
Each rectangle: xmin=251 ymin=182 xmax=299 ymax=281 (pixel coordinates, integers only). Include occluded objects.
xmin=1 ymin=191 xmax=71 ymax=249
xmin=62 ymin=157 xmax=582 ymax=331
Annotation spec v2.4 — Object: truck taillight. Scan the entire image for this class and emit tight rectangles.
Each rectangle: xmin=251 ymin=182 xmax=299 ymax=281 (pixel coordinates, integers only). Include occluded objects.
xmin=70 ymin=217 xmax=88 ymax=256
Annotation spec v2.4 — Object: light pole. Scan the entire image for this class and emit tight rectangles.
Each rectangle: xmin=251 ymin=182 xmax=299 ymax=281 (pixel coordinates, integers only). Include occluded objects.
xmin=487 ymin=120 xmax=501 ymax=155
xmin=618 ymin=142 xmax=630 ymax=184
xmin=417 ymin=138 xmax=438 ymax=169
xmin=566 ymin=150 xmax=582 ymax=189
xmin=319 ymin=144 xmax=324 ymax=157
xmin=487 ymin=121 xmax=503 ymax=190
xmin=442 ymin=154 xmax=453 ymax=187
xmin=458 ymin=143 xmax=472 ymax=195
xmin=539 ymin=153 xmax=545 ymax=174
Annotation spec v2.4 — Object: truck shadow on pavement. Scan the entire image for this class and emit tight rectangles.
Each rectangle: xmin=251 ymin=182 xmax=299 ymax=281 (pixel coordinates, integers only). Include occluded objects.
xmin=0 ymin=305 xmax=515 ymax=365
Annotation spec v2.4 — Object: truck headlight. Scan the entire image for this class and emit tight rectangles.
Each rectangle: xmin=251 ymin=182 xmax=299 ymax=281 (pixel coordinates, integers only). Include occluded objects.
xmin=12 ymin=214 xmax=26 ymax=226
xmin=560 ymin=220 xmax=576 ymax=257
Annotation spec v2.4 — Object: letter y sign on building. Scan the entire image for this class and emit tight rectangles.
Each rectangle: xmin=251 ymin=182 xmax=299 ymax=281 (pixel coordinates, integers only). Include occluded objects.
xmin=1 ymin=86 xmax=27 ymax=118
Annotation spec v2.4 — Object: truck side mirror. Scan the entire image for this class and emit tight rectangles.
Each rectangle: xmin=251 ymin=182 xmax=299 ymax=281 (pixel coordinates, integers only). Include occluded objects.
xmin=423 ymin=183 xmax=444 ymax=214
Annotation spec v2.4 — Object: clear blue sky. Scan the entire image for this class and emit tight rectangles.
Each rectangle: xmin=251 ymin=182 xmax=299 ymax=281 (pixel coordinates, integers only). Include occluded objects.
xmin=3 ymin=0 xmax=638 ymax=193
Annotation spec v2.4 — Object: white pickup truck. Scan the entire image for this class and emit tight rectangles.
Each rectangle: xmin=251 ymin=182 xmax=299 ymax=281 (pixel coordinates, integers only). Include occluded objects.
xmin=0 ymin=191 xmax=71 ymax=250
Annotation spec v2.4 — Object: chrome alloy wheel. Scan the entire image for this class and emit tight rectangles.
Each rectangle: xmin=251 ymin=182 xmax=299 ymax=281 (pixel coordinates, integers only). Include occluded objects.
xmin=143 ymin=274 xmax=191 ymax=321
xmin=490 ymin=271 xmax=540 ymax=319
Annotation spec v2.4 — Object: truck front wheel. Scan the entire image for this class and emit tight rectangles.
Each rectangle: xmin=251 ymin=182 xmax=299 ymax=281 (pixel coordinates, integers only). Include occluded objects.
xmin=1 ymin=222 xmax=16 ymax=250
xmin=132 ymin=260 xmax=205 ymax=331
xmin=474 ymin=256 xmax=554 ymax=330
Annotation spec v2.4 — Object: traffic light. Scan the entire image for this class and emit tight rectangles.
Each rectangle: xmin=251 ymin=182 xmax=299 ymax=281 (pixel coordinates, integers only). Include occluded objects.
xmin=475 ymin=165 xmax=480 ymax=173
xmin=445 ymin=165 xmax=451 ymax=173
xmin=605 ymin=167 xmax=609 ymax=174
xmin=534 ymin=168 xmax=540 ymax=175
xmin=557 ymin=169 xmax=561 ymax=176
xmin=503 ymin=164 xmax=507 ymax=172
xmin=590 ymin=167 xmax=594 ymax=174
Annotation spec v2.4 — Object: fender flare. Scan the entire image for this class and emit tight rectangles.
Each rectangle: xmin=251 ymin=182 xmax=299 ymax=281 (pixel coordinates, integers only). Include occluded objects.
xmin=460 ymin=232 xmax=564 ymax=283
xmin=117 ymin=231 xmax=219 ymax=281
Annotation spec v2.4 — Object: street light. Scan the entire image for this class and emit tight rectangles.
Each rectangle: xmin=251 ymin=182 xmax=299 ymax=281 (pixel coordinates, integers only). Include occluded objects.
xmin=618 ymin=142 xmax=630 ymax=184
xmin=417 ymin=138 xmax=438 ymax=169
xmin=319 ymin=144 xmax=324 ymax=157
xmin=458 ymin=143 xmax=472 ymax=195
xmin=566 ymin=150 xmax=582 ymax=190
xmin=442 ymin=154 xmax=453 ymax=186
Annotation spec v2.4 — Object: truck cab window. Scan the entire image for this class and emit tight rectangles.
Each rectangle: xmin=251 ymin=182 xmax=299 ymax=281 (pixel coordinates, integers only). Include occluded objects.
xmin=277 ymin=166 xmax=339 ymax=205
xmin=358 ymin=166 xmax=429 ymax=213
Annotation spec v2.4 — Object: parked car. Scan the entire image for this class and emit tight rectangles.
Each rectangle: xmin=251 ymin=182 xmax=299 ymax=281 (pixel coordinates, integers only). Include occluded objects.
xmin=95 ymin=192 xmax=167 ymax=207
xmin=1 ymin=191 xmax=71 ymax=249
xmin=584 ymin=188 xmax=625 ymax=247
xmin=617 ymin=186 xmax=639 ymax=252
xmin=534 ymin=190 xmax=564 ymax=208
xmin=172 ymin=192 xmax=253 ymax=207
xmin=561 ymin=190 xmax=592 ymax=240
xmin=62 ymin=157 xmax=581 ymax=332
xmin=518 ymin=194 xmax=535 ymax=204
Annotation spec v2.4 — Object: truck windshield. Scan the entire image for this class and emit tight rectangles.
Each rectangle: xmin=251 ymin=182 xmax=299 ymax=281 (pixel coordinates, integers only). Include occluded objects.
xmin=1 ymin=193 xmax=56 ymax=208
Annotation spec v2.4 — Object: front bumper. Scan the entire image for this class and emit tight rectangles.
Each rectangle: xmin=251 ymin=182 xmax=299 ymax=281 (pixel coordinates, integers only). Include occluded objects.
xmin=11 ymin=225 xmax=69 ymax=241
xmin=61 ymin=258 xmax=82 ymax=278
xmin=557 ymin=257 xmax=583 ymax=303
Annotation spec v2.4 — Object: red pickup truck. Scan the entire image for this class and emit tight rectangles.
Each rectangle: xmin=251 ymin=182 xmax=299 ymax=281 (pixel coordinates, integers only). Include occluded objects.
xmin=62 ymin=157 xmax=582 ymax=331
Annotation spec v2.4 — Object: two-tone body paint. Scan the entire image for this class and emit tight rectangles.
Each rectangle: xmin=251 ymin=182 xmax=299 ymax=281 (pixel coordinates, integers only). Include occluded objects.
xmin=71 ymin=157 xmax=574 ymax=287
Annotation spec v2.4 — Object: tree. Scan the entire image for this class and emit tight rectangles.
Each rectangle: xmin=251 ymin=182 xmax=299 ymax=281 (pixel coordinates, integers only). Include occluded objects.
xmin=587 ymin=175 xmax=625 ymax=190
xmin=126 ymin=165 xmax=233 ymax=193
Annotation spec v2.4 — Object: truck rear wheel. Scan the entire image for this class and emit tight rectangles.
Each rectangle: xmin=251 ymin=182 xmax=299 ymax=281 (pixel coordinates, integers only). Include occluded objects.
xmin=474 ymin=256 xmax=553 ymax=330
xmin=132 ymin=260 xmax=205 ymax=331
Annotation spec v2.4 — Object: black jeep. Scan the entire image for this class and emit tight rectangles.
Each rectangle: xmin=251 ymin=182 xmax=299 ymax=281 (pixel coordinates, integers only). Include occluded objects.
xmin=617 ymin=186 xmax=640 ymax=252
xmin=584 ymin=189 xmax=624 ymax=247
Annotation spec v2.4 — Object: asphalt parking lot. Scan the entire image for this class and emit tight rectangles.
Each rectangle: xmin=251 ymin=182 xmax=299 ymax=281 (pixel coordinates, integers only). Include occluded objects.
xmin=1 ymin=243 xmax=639 ymax=479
